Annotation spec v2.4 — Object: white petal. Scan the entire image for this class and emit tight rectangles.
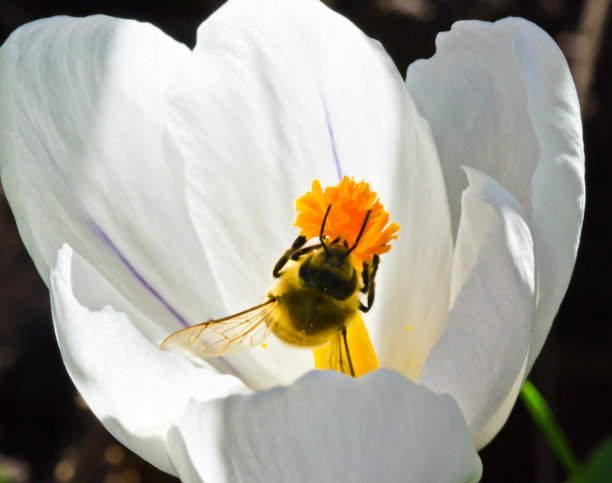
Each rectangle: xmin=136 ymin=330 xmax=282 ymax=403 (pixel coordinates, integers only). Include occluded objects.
xmin=205 ymin=336 xmax=315 ymax=391
xmin=0 ymin=14 xmax=336 ymax=390
xmin=368 ymin=94 xmax=454 ymax=379
xmin=472 ymin=353 xmax=528 ymax=449
xmin=0 ymin=16 xmax=221 ymax=336
xmin=419 ymin=168 xmax=535 ymax=436
xmin=163 ymin=0 xmax=454 ymax=374
xmin=50 ymin=244 xmax=248 ymax=475
xmin=406 ymin=19 xmax=539 ymax=235
xmin=406 ymin=18 xmax=584 ymax=373
xmin=168 ymin=369 xmax=482 ymax=483
xmin=513 ymin=21 xmax=585 ymax=371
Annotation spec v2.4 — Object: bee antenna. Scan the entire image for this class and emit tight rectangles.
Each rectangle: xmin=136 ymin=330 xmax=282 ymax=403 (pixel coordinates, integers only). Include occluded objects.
xmin=341 ymin=210 xmax=372 ymax=261
xmin=320 ymin=204 xmax=332 ymax=258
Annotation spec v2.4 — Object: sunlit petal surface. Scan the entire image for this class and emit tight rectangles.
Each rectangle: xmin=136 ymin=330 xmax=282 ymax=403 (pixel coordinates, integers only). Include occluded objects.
xmin=407 ymin=18 xmax=584 ymax=440
xmin=163 ymin=0 xmax=455 ymax=381
xmin=0 ymin=16 xmax=209 ymax=334
xmin=419 ymin=168 xmax=535 ymax=437
xmin=50 ymin=245 xmax=247 ymax=475
xmin=167 ymin=370 xmax=482 ymax=483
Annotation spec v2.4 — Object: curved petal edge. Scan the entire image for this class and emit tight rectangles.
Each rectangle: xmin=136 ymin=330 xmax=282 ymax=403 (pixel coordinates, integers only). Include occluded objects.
xmin=420 ymin=167 xmax=535 ymax=438
xmin=50 ymin=244 xmax=248 ymax=475
xmin=168 ymin=369 xmax=482 ymax=483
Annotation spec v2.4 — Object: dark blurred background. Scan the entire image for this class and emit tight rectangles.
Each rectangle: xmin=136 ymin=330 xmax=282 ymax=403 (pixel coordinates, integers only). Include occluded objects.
xmin=0 ymin=0 xmax=610 ymax=482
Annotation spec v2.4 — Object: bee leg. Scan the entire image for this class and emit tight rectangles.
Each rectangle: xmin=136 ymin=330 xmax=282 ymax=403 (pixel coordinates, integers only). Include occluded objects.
xmin=359 ymin=255 xmax=379 ymax=312
xmin=290 ymin=243 xmax=322 ymax=260
xmin=370 ymin=254 xmax=380 ymax=282
xmin=358 ymin=285 xmax=375 ymax=313
xmin=341 ymin=326 xmax=356 ymax=377
xmin=290 ymin=237 xmax=339 ymax=261
xmin=273 ymin=235 xmax=308 ymax=278
xmin=360 ymin=261 xmax=369 ymax=294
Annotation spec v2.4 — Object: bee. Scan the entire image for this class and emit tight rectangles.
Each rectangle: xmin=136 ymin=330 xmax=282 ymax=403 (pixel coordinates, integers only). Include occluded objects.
xmin=161 ymin=204 xmax=379 ymax=376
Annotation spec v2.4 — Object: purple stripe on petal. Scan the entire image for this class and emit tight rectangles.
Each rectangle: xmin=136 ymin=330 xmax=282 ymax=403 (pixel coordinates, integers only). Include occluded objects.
xmin=19 ymin=110 xmax=191 ymax=329
xmin=322 ymin=96 xmax=343 ymax=181
xmin=88 ymin=221 xmax=248 ymax=376
xmin=21 ymin=111 xmax=249 ymax=378
xmin=88 ymin=221 xmax=244 ymax=375
xmin=18 ymin=106 xmax=69 ymax=185
xmin=89 ymin=222 xmax=245 ymax=375
xmin=88 ymin=219 xmax=190 ymax=328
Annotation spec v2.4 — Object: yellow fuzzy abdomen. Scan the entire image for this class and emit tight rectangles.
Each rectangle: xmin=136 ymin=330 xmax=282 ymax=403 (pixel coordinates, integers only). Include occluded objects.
xmin=267 ymin=262 xmax=360 ymax=348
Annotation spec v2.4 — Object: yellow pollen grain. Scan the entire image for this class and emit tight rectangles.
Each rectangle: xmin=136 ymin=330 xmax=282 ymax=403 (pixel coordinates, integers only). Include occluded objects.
xmin=405 ymin=325 xmax=412 ymax=331
xmin=261 ymin=343 xmax=268 ymax=349
xmin=409 ymin=359 xmax=416 ymax=366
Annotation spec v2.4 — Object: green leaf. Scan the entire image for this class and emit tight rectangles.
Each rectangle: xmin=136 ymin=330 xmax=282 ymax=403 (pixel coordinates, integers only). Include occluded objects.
xmin=520 ymin=380 xmax=585 ymax=483
xmin=0 ymin=465 xmax=11 ymax=483
xmin=583 ymin=435 xmax=612 ymax=483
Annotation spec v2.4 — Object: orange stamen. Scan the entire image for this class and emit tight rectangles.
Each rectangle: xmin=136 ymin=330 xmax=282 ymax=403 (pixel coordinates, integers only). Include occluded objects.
xmin=295 ymin=177 xmax=399 ymax=268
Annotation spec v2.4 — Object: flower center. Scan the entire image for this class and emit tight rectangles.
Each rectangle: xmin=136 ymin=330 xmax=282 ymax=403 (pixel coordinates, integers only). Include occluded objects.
xmin=295 ymin=177 xmax=399 ymax=269
xmin=294 ymin=177 xmax=399 ymax=377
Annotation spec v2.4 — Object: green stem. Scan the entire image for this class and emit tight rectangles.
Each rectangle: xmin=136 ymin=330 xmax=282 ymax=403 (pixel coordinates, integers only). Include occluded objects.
xmin=520 ymin=380 xmax=585 ymax=483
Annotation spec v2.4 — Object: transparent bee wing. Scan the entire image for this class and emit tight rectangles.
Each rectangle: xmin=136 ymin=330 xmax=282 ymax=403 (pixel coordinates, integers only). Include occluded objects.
xmin=160 ymin=298 xmax=278 ymax=358
xmin=324 ymin=330 xmax=355 ymax=377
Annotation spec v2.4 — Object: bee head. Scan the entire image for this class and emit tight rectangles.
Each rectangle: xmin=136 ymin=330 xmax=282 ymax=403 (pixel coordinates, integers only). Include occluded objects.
xmin=297 ymin=205 xmax=372 ymax=300
xmin=299 ymin=244 xmax=357 ymax=300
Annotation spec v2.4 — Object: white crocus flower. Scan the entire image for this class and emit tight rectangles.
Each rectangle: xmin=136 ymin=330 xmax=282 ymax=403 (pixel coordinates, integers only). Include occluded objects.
xmin=0 ymin=0 xmax=583 ymax=480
